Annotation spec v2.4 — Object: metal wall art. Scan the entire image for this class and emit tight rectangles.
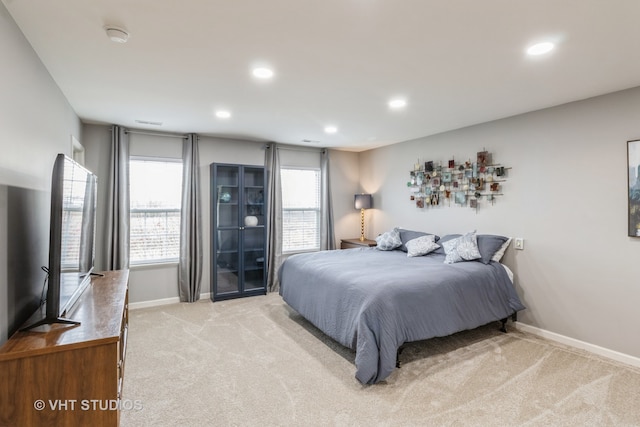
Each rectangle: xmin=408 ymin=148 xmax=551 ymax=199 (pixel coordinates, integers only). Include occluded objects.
xmin=407 ymin=150 xmax=510 ymax=212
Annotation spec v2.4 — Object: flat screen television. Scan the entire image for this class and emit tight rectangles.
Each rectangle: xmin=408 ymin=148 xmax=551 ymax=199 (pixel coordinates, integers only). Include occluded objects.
xmin=22 ymin=154 xmax=98 ymax=330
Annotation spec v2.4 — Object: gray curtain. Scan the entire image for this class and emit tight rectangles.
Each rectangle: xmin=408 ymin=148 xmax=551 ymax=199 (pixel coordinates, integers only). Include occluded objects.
xmin=320 ymin=149 xmax=336 ymax=250
xmin=265 ymin=144 xmax=335 ymax=291
xmin=178 ymin=134 xmax=203 ymax=302
xmin=105 ymin=125 xmax=130 ymax=270
xmin=265 ymin=143 xmax=282 ymax=292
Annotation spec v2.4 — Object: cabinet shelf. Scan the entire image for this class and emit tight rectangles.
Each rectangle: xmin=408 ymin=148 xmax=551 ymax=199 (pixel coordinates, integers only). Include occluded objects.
xmin=217 ymin=225 xmax=265 ymax=231
xmin=217 ymin=249 xmax=238 ymax=254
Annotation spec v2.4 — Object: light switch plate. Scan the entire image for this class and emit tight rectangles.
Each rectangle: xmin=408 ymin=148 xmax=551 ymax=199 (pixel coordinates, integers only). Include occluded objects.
xmin=514 ymin=238 xmax=524 ymax=250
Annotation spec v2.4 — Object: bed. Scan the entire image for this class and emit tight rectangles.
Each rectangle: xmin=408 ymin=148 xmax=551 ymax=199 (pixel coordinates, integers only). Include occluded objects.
xmin=278 ymin=231 xmax=525 ymax=385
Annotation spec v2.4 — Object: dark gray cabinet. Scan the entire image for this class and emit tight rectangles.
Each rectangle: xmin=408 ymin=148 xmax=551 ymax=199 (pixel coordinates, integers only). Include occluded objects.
xmin=210 ymin=163 xmax=266 ymax=301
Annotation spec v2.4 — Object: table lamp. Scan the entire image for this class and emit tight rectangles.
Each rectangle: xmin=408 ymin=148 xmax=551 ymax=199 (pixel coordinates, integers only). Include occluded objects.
xmin=354 ymin=194 xmax=372 ymax=241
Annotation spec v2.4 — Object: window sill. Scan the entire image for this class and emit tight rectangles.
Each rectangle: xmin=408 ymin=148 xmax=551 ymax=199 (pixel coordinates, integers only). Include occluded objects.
xmin=282 ymin=248 xmax=320 ymax=256
xmin=130 ymin=261 xmax=179 ymax=270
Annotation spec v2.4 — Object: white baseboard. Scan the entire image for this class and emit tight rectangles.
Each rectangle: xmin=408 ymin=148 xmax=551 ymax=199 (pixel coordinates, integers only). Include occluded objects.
xmin=515 ymin=322 xmax=640 ymax=369
xmin=129 ymin=292 xmax=211 ymax=310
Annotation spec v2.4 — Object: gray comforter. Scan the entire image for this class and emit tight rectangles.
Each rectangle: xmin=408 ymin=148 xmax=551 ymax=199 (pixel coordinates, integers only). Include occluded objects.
xmin=279 ymin=247 xmax=525 ymax=384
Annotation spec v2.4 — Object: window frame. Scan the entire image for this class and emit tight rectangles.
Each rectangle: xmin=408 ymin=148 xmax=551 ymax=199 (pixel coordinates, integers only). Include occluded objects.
xmin=280 ymin=166 xmax=322 ymax=254
xmin=129 ymin=156 xmax=183 ymax=266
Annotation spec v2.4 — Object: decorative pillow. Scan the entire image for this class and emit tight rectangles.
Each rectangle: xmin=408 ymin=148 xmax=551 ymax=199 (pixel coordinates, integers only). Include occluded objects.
xmin=477 ymin=234 xmax=510 ymax=264
xmin=398 ymin=229 xmax=440 ymax=252
xmin=432 ymin=234 xmax=461 ymax=255
xmin=405 ymin=235 xmax=439 ymax=257
xmin=443 ymin=231 xmax=482 ymax=264
xmin=442 ymin=238 xmax=464 ymax=263
xmin=375 ymin=227 xmax=402 ymax=251
xmin=490 ymin=237 xmax=512 ymax=263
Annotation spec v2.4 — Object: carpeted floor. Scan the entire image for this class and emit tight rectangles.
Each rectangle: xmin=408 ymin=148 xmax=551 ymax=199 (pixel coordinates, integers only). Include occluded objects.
xmin=121 ymin=293 xmax=640 ymax=426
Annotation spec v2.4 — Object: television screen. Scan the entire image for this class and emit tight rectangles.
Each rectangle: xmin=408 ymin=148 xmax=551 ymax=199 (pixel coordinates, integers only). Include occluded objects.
xmin=21 ymin=154 xmax=97 ymax=330
xmin=58 ymin=156 xmax=97 ymax=314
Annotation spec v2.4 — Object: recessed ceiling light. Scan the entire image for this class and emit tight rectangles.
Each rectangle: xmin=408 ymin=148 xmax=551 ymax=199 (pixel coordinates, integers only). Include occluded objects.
xmin=526 ymin=42 xmax=555 ymax=56
xmin=388 ymin=99 xmax=407 ymax=109
xmin=252 ymin=67 xmax=274 ymax=79
xmin=324 ymin=126 xmax=338 ymax=134
xmin=104 ymin=26 xmax=130 ymax=43
xmin=215 ymin=110 xmax=231 ymax=119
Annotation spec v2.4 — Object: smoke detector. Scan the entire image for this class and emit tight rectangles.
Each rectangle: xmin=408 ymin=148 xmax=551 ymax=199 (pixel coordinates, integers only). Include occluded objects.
xmin=105 ymin=26 xmax=130 ymax=43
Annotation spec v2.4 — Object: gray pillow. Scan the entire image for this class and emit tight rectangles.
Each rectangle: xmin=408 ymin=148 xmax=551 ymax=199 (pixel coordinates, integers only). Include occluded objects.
xmin=491 ymin=237 xmax=512 ymax=263
xmin=477 ymin=234 xmax=509 ymax=264
xmin=398 ymin=229 xmax=440 ymax=252
xmin=432 ymin=234 xmax=461 ymax=255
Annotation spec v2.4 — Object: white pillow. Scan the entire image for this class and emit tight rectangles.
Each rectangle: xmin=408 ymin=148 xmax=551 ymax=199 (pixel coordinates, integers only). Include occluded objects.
xmin=405 ymin=235 xmax=439 ymax=257
xmin=443 ymin=231 xmax=482 ymax=264
xmin=375 ymin=227 xmax=402 ymax=251
xmin=490 ymin=237 xmax=512 ymax=262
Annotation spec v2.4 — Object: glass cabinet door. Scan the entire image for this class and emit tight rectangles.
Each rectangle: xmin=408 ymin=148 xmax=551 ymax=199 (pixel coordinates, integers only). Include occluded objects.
xmin=215 ymin=165 xmax=239 ymax=228
xmin=242 ymin=227 xmax=264 ymax=290
xmin=213 ymin=165 xmax=240 ymax=296
xmin=215 ymin=229 xmax=240 ymax=294
xmin=241 ymin=166 xmax=265 ymax=291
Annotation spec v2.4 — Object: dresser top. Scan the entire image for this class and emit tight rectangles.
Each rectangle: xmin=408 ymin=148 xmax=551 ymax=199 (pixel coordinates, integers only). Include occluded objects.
xmin=0 ymin=270 xmax=129 ymax=360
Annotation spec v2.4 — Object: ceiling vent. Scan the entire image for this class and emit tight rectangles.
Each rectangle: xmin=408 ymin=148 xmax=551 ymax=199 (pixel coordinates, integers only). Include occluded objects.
xmin=135 ymin=120 xmax=162 ymax=126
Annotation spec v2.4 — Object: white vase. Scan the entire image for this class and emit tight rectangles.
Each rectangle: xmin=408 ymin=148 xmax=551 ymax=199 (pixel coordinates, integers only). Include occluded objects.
xmin=244 ymin=216 xmax=258 ymax=226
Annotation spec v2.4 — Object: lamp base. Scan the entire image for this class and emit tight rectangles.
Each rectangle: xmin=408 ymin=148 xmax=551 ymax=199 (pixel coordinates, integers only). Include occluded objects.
xmin=359 ymin=208 xmax=366 ymax=241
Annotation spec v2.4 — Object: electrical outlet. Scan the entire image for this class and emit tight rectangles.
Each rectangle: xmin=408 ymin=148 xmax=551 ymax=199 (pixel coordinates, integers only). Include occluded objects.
xmin=514 ymin=238 xmax=524 ymax=250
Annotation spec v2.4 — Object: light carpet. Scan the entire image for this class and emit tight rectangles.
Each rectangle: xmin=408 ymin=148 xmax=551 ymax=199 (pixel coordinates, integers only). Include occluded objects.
xmin=121 ymin=293 xmax=640 ymax=426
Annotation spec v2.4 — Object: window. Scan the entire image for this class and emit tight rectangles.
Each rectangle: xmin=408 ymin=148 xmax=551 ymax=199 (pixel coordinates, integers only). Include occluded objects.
xmin=129 ymin=158 xmax=183 ymax=264
xmin=281 ymin=168 xmax=321 ymax=252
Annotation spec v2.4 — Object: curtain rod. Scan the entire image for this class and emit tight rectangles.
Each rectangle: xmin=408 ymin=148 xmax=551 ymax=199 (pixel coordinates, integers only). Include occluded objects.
xmin=123 ymin=129 xmax=189 ymax=139
xmin=268 ymin=144 xmax=326 ymax=153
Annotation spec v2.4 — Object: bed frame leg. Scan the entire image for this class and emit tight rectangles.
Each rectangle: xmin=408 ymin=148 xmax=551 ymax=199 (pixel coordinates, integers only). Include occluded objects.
xmin=499 ymin=311 xmax=518 ymax=333
xmin=499 ymin=317 xmax=508 ymax=333
xmin=396 ymin=345 xmax=405 ymax=368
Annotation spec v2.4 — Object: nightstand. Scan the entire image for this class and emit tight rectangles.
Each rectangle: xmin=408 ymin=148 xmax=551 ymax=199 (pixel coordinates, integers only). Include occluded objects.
xmin=340 ymin=238 xmax=377 ymax=249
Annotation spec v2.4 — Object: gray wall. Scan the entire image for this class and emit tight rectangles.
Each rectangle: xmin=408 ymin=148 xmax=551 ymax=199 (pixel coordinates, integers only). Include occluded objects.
xmin=359 ymin=86 xmax=640 ymax=360
xmin=328 ymin=149 xmax=361 ymax=242
xmin=0 ymin=3 xmax=81 ymax=343
xmin=82 ymin=126 xmax=360 ymax=303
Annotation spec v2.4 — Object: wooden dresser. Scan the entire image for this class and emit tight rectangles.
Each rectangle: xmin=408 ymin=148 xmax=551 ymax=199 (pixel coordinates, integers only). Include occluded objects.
xmin=0 ymin=270 xmax=129 ymax=427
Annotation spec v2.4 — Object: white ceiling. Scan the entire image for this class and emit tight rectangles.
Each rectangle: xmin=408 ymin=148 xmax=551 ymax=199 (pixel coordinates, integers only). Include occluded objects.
xmin=4 ymin=0 xmax=640 ymax=151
